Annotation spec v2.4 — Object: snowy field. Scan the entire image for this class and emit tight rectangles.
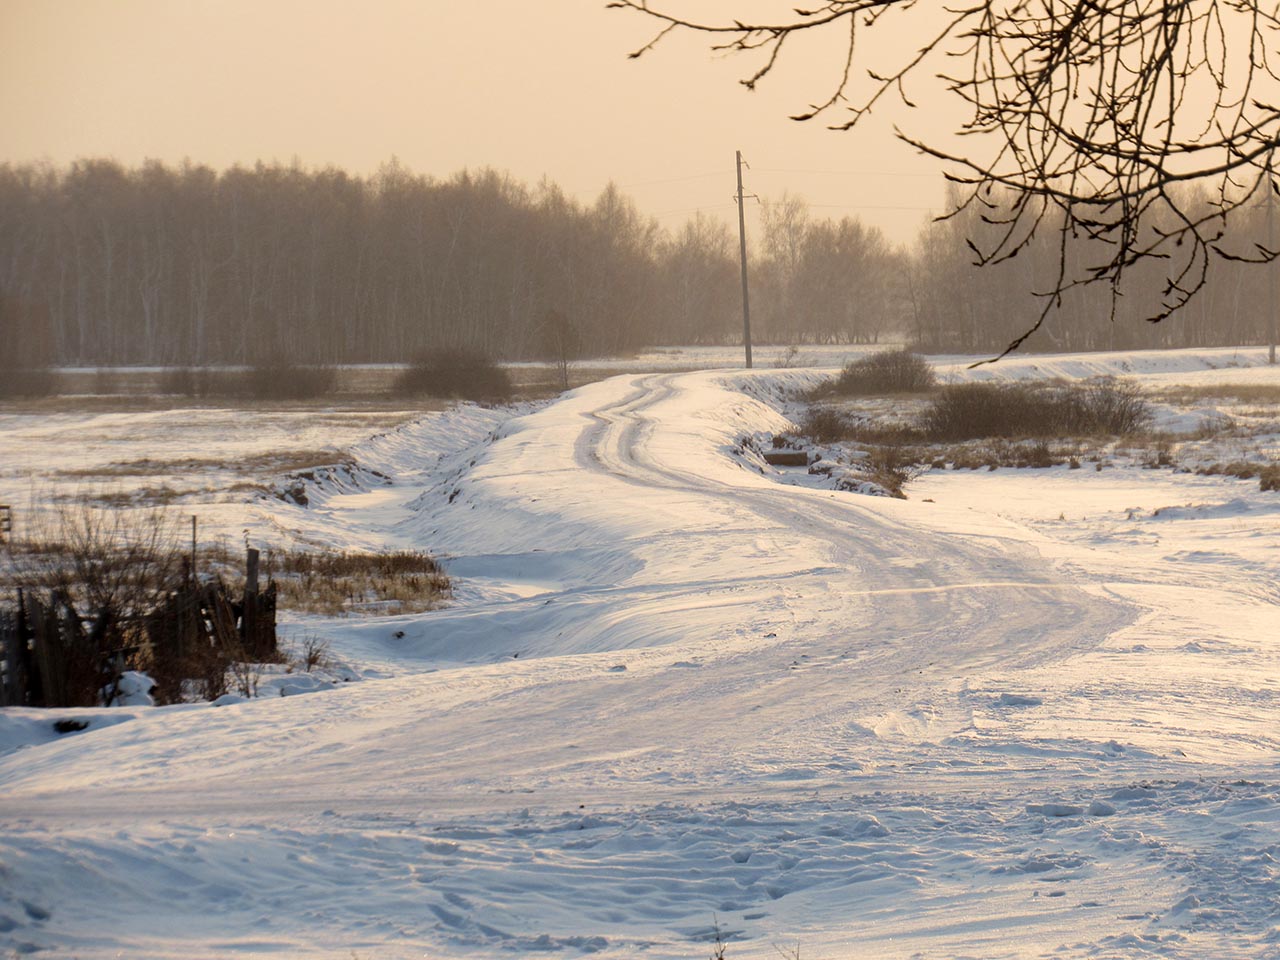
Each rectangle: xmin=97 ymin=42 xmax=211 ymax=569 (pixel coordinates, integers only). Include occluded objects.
xmin=3 ymin=347 xmax=1280 ymax=959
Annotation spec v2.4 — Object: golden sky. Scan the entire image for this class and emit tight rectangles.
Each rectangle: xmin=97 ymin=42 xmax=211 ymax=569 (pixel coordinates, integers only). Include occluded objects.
xmin=0 ymin=0 xmax=950 ymax=244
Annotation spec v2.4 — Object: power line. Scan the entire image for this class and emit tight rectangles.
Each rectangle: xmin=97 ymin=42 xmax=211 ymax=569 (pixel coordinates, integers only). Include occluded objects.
xmin=806 ymin=202 xmax=939 ymax=212
xmin=620 ymin=171 xmax=727 ymax=189
xmin=753 ymin=166 xmax=942 ymax=178
xmin=650 ymin=202 xmax=738 ymax=218
xmin=651 ymin=200 xmax=935 ymax=218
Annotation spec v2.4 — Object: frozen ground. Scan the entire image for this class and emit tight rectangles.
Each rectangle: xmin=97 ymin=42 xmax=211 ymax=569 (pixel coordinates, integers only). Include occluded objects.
xmin=3 ymin=348 xmax=1280 ymax=959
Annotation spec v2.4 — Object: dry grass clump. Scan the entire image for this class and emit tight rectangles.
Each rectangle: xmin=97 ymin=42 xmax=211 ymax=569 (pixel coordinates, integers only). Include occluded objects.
xmin=265 ymin=548 xmax=451 ymax=616
xmin=1134 ymin=439 xmax=1175 ymax=468
xmin=58 ymin=486 xmax=199 ymax=507
xmin=195 ymin=541 xmax=451 ymax=616
xmin=829 ymin=349 xmax=937 ymax=396
xmin=1154 ymin=383 xmax=1280 ymax=405
xmin=918 ymin=439 xmax=1070 ymax=470
xmin=240 ymin=361 xmax=338 ymax=400
xmin=394 ymin=348 xmax=513 ymax=402
xmin=1190 ymin=458 xmax=1280 ymax=491
xmin=1196 ymin=460 xmax=1264 ymax=481
xmin=58 ymin=450 xmax=347 ymax=479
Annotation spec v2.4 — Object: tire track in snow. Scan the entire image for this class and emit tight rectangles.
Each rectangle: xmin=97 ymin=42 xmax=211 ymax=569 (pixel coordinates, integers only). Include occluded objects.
xmin=475 ymin=369 xmax=1139 ymax=796
xmin=577 ymin=370 xmax=1126 ymax=678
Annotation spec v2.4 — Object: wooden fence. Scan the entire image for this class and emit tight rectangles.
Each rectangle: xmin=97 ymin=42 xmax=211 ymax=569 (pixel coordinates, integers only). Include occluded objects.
xmin=0 ymin=549 xmax=276 ymax=708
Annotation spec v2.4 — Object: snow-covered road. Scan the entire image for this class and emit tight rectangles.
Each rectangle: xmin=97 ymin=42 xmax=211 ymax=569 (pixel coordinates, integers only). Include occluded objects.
xmin=4 ymin=366 xmax=1280 ymax=958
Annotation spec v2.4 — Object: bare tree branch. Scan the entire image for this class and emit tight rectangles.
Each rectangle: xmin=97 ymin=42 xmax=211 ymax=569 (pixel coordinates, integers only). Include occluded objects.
xmin=608 ymin=0 xmax=1280 ymax=356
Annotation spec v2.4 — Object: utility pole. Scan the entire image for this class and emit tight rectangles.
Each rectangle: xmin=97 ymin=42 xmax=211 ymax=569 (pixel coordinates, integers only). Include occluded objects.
xmin=1269 ymin=157 xmax=1276 ymax=364
xmin=735 ymin=150 xmax=753 ymax=369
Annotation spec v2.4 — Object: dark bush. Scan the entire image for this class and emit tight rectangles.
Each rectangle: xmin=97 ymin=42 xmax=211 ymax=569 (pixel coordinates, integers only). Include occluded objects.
xmin=799 ymin=407 xmax=854 ymax=443
xmin=1072 ymin=377 xmax=1153 ymax=435
xmin=831 ymin=349 xmax=937 ymax=395
xmin=90 ymin=370 xmax=124 ymax=395
xmin=0 ymin=366 xmax=55 ymax=398
xmin=919 ymin=378 xmax=1151 ymax=441
xmin=158 ymin=367 xmax=251 ymax=397
xmin=239 ymin=361 xmax=337 ymax=400
xmin=0 ymin=294 xmax=57 ymax=398
xmin=798 ymin=407 xmax=923 ymax=446
xmin=394 ymin=349 xmax=513 ymax=401
xmin=158 ymin=367 xmax=206 ymax=396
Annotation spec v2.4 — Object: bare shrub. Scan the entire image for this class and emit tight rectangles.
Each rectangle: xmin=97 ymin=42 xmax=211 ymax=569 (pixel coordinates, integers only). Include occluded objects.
xmin=857 ymin=446 xmax=923 ymax=498
xmin=830 ymin=350 xmax=936 ymax=396
xmin=394 ymin=349 xmax=513 ymax=402
xmin=921 ymin=382 xmax=1042 ymax=440
xmin=1260 ymin=465 xmax=1280 ymax=492
xmin=798 ymin=407 xmax=854 ymax=443
xmin=295 ymin=634 xmax=331 ymax=672
xmin=773 ymin=345 xmax=802 ymax=368
xmin=4 ymin=503 xmax=188 ymax=617
xmin=1073 ymin=377 xmax=1153 ymax=435
xmin=920 ymin=379 xmax=1151 ymax=441
xmin=228 ymin=655 xmax=263 ymax=698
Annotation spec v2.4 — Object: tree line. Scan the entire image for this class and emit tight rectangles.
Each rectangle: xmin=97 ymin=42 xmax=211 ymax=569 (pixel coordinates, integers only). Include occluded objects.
xmin=0 ymin=158 xmax=1277 ymax=367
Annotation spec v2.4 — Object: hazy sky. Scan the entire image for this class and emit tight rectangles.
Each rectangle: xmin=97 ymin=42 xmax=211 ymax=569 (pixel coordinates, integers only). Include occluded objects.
xmin=0 ymin=0 xmax=952 ymax=245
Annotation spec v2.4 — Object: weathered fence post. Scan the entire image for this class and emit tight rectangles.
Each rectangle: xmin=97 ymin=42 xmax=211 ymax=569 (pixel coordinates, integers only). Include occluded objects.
xmin=0 ymin=606 xmax=22 ymax=706
xmin=15 ymin=589 xmax=32 ymax=705
xmin=243 ymin=547 xmax=260 ymax=657
xmin=25 ymin=592 xmax=50 ymax=707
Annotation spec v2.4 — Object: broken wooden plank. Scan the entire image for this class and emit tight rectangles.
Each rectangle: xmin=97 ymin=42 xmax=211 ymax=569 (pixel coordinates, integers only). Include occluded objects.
xmin=763 ymin=449 xmax=809 ymax=467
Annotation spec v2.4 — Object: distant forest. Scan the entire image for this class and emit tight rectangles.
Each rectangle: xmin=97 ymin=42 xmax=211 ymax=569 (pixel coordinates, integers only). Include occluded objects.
xmin=0 ymin=158 xmax=1277 ymax=366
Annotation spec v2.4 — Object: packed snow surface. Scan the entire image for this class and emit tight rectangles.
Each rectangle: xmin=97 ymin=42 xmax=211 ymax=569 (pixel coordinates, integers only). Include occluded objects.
xmin=4 ymin=348 xmax=1280 ymax=958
